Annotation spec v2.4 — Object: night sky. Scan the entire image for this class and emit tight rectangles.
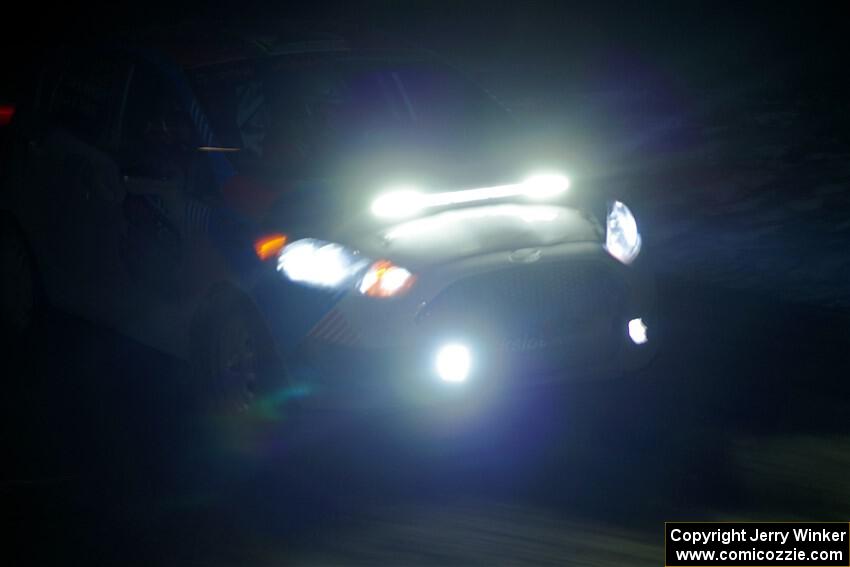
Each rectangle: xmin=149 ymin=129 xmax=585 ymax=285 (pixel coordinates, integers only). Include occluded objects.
xmin=7 ymin=2 xmax=847 ymax=95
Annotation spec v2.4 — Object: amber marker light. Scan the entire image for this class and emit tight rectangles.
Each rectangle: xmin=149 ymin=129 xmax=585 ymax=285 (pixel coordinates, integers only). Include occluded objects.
xmin=254 ymin=233 xmax=288 ymax=261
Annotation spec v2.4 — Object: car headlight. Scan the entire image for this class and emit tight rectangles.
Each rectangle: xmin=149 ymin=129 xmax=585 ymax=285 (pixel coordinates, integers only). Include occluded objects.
xmin=605 ymin=200 xmax=642 ymax=265
xmin=358 ymin=260 xmax=415 ymax=297
xmin=277 ymin=239 xmax=368 ymax=288
xmin=276 ymin=238 xmax=414 ymax=296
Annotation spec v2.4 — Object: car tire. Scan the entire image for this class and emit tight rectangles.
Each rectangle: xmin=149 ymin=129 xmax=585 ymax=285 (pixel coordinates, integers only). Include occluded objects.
xmin=188 ymin=285 xmax=294 ymax=466
xmin=0 ymin=213 xmax=44 ymax=357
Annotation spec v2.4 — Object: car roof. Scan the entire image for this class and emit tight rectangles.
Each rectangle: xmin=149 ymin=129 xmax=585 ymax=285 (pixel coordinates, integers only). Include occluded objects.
xmin=119 ymin=20 xmax=434 ymax=70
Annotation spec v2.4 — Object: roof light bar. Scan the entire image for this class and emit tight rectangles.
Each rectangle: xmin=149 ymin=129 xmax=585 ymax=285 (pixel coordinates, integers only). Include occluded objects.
xmin=371 ymin=173 xmax=570 ymax=219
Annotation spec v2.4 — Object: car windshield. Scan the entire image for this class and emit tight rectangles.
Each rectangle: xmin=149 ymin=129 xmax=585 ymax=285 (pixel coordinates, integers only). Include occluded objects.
xmin=189 ymin=54 xmax=515 ymax=180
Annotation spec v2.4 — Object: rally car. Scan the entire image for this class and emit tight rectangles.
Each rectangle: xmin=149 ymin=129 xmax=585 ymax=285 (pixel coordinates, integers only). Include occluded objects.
xmin=0 ymin=23 xmax=656 ymax=420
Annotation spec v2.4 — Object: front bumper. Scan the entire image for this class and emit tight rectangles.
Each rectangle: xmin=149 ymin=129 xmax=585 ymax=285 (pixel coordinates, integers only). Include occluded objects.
xmin=289 ymin=324 xmax=656 ymax=410
xmin=276 ymin=242 xmax=657 ymax=409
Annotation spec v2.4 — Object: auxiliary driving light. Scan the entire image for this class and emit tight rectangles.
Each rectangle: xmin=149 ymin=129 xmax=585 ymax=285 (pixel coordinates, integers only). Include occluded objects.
xmin=371 ymin=189 xmax=426 ymax=219
xmin=628 ymin=318 xmax=648 ymax=344
xmin=435 ymin=344 xmax=471 ymax=383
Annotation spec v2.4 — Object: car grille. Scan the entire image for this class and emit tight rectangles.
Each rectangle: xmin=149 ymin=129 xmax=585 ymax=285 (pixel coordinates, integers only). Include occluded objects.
xmin=417 ymin=261 xmax=625 ymax=358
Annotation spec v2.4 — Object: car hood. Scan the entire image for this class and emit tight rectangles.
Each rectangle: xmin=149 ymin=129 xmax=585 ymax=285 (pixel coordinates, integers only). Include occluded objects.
xmin=340 ymin=203 xmax=601 ymax=270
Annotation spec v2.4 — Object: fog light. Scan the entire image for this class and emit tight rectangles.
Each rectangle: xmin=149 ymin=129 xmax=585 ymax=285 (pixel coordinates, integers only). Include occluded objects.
xmin=435 ymin=344 xmax=471 ymax=383
xmin=628 ymin=318 xmax=648 ymax=344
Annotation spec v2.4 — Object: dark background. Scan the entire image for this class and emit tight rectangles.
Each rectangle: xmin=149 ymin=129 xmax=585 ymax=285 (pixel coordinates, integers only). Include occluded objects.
xmin=4 ymin=2 xmax=850 ymax=565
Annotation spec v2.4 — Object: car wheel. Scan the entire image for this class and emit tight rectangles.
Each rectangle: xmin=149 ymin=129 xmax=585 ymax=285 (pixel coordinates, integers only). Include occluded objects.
xmin=0 ymin=215 xmax=43 ymax=351
xmin=190 ymin=286 xmax=292 ymax=439
xmin=180 ymin=287 xmax=310 ymax=502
